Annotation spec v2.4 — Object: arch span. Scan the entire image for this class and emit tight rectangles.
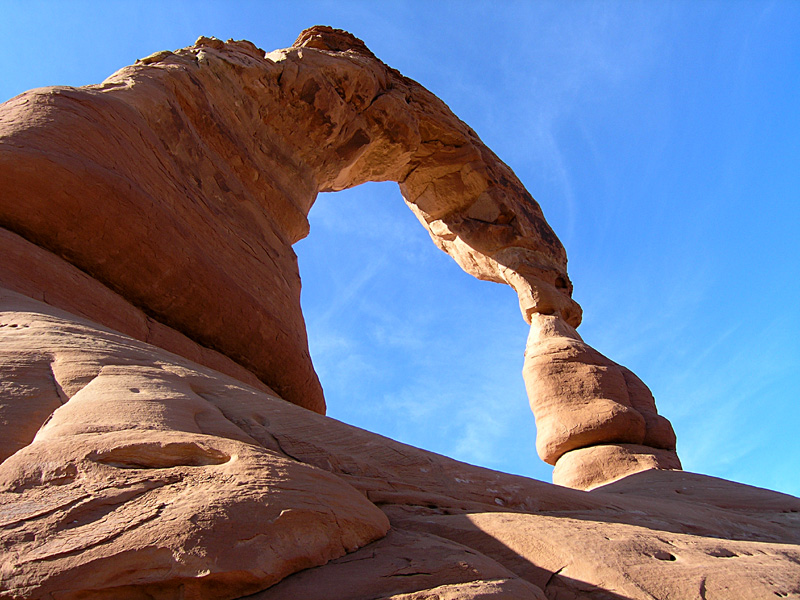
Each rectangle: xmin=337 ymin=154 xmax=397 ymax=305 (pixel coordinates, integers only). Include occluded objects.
xmin=0 ymin=26 xmax=677 ymax=486
xmin=0 ymin=26 xmax=579 ymax=412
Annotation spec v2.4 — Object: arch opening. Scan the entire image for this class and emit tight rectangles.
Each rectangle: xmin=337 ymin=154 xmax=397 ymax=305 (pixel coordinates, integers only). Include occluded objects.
xmin=295 ymin=182 xmax=551 ymax=480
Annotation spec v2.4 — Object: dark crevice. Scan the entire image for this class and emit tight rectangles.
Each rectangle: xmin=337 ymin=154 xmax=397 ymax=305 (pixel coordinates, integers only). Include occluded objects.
xmin=269 ymin=432 xmax=305 ymax=464
xmin=544 ymin=565 xmax=566 ymax=590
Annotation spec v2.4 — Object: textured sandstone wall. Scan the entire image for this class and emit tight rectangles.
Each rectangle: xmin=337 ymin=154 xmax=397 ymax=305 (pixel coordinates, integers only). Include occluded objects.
xmin=0 ymin=27 xmax=578 ymax=415
xmin=1 ymin=290 xmax=798 ymax=599
xmin=523 ymin=313 xmax=681 ymax=489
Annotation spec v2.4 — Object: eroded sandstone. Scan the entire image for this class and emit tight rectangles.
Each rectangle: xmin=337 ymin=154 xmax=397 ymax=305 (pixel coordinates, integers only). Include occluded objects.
xmin=0 ymin=24 xmax=677 ymax=488
xmin=0 ymin=24 xmax=677 ymax=487
xmin=0 ymin=26 xmax=580 ymax=415
xmin=1 ymin=26 xmax=798 ymax=600
xmin=2 ymin=290 xmax=799 ymax=599
xmin=523 ymin=313 xmax=679 ymax=487
xmin=0 ymin=289 xmax=389 ymax=599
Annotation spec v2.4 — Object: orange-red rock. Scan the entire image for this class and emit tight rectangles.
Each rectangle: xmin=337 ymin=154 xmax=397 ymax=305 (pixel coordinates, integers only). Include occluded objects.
xmin=553 ymin=443 xmax=683 ymax=491
xmin=251 ymin=529 xmax=548 ymax=600
xmin=2 ymin=289 xmax=799 ymax=598
xmin=1 ymin=26 xmax=798 ymax=600
xmin=0 ymin=24 xmax=676 ymax=487
xmin=0 ymin=226 xmax=271 ymax=394
xmin=0 ymin=27 xmax=580 ymax=414
xmin=0 ymin=289 xmax=389 ymax=599
xmin=523 ymin=313 xmax=679 ymax=487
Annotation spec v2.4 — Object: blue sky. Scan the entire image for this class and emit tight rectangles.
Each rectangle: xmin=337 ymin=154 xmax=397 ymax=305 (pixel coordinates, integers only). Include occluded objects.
xmin=2 ymin=1 xmax=798 ymax=496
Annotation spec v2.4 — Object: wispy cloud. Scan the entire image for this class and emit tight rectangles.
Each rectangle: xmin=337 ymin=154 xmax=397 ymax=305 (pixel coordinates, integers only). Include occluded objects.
xmin=309 ymin=255 xmax=387 ymax=329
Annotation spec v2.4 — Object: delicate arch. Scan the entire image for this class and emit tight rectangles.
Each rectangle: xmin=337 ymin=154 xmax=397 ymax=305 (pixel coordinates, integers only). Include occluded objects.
xmin=0 ymin=27 xmax=579 ymax=414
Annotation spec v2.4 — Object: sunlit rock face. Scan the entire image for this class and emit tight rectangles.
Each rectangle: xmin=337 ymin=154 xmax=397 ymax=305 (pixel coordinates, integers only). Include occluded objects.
xmin=2 ymin=26 xmax=799 ymax=600
xmin=0 ymin=25 xmax=579 ymax=415
xmin=0 ymin=289 xmax=390 ymax=600
xmin=2 ymin=291 xmax=800 ymax=599
xmin=523 ymin=313 xmax=680 ymax=489
xmin=0 ymin=21 xmax=672 ymax=488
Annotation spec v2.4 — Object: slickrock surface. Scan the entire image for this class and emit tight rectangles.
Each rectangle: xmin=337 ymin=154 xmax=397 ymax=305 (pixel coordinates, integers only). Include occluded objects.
xmin=2 ymin=291 xmax=799 ymax=599
xmin=0 ymin=290 xmax=389 ymax=599
xmin=1 ymin=26 xmax=799 ymax=600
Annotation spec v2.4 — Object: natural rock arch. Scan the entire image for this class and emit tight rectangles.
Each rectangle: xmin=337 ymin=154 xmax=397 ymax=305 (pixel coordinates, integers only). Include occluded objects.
xmin=3 ymin=26 xmax=799 ymax=600
xmin=0 ymin=26 xmax=676 ymax=488
xmin=0 ymin=26 xmax=576 ymax=411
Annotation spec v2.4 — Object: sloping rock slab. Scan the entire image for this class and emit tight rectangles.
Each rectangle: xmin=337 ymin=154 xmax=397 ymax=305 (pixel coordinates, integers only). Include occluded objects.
xmin=0 ymin=289 xmax=388 ymax=600
xmin=248 ymin=529 xmax=546 ymax=600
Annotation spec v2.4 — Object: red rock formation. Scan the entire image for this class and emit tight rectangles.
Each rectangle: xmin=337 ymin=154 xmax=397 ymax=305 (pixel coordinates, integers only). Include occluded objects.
xmin=2 ymin=26 xmax=798 ymax=600
xmin=0 ymin=27 xmax=579 ymax=415
xmin=0 ymin=24 xmax=674 ymax=488
xmin=0 ymin=289 xmax=389 ymax=599
xmin=523 ymin=313 xmax=680 ymax=488
xmin=2 ymin=291 xmax=798 ymax=599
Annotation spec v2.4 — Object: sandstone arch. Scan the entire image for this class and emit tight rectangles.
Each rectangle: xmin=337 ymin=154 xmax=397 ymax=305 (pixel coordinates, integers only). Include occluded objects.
xmin=0 ymin=26 xmax=676 ymax=487
xmin=0 ymin=26 xmax=576 ymax=413
xmin=3 ymin=26 xmax=800 ymax=600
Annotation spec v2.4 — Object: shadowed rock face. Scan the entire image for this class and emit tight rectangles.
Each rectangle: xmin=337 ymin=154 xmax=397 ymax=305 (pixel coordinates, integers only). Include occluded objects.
xmin=3 ymin=26 xmax=797 ymax=600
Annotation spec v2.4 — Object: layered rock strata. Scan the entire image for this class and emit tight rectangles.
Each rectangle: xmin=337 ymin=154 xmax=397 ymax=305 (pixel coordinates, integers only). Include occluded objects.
xmin=524 ymin=314 xmax=680 ymax=489
xmin=0 ymin=25 xmax=676 ymax=487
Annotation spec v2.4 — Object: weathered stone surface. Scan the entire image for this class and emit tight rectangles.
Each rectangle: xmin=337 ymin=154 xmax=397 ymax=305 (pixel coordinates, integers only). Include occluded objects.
xmin=0 ymin=26 xmax=580 ymax=415
xmin=2 ymin=289 xmax=799 ymax=599
xmin=251 ymin=529 xmax=547 ymax=600
xmin=391 ymin=509 xmax=800 ymax=600
xmin=1 ymin=26 xmax=798 ymax=600
xmin=376 ymin=579 xmax=549 ymax=600
xmin=0 ymin=289 xmax=389 ymax=599
xmin=523 ymin=313 xmax=679 ymax=485
xmin=553 ymin=443 xmax=682 ymax=490
xmin=0 ymin=23 xmax=679 ymax=486
xmin=0 ymin=226 xmax=271 ymax=394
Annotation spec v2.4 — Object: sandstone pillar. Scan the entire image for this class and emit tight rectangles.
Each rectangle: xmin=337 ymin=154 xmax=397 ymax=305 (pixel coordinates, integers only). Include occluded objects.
xmin=522 ymin=313 xmax=681 ymax=489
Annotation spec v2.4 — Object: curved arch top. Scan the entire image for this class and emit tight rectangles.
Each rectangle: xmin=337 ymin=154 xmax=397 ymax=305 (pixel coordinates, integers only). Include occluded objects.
xmin=288 ymin=26 xmax=582 ymax=328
